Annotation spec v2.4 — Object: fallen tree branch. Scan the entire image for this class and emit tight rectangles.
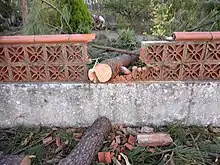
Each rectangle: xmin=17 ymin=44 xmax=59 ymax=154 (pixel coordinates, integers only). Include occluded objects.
xmin=59 ymin=117 xmax=112 ymax=165
xmin=91 ymin=44 xmax=140 ymax=56
xmin=88 ymin=54 xmax=138 ymax=83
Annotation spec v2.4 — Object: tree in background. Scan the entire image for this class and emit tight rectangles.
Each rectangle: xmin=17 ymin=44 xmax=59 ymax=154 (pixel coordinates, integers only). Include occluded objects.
xmin=23 ymin=0 xmax=58 ymax=35
xmin=24 ymin=0 xmax=92 ymax=34
xmin=102 ymin=0 xmax=152 ymax=30
xmin=0 ymin=0 xmax=21 ymax=31
xmin=103 ymin=0 xmax=220 ymax=37
xmin=151 ymin=0 xmax=220 ymax=37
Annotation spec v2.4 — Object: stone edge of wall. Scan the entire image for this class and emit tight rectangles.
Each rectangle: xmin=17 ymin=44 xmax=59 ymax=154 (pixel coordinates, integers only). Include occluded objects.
xmin=0 ymin=81 xmax=220 ymax=128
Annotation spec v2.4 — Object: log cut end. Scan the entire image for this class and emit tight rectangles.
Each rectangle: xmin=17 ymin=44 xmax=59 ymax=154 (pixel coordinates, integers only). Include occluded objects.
xmin=89 ymin=64 xmax=112 ymax=83
xmin=88 ymin=69 xmax=98 ymax=83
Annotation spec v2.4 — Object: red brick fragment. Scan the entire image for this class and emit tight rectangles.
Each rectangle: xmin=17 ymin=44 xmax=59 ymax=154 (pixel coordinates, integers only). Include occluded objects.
xmin=56 ymin=137 xmax=61 ymax=147
xmin=98 ymin=152 xmax=112 ymax=163
xmin=137 ymin=133 xmax=173 ymax=147
xmin=124 ymin=143 xmax=134 ymax=150
xmin=128 ymin=135 xmax=136 ymax=145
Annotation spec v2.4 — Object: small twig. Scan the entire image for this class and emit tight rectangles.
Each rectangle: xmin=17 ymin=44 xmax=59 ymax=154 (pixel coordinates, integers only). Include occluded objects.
xmin=190 ymin=133 xmax=206 ymax=164
xmin=151 ymin=148 xmax=175 ymax=156
xmin=13 ymin=139 xmax=42 ymax=155
xmin=194 ymin=133 xmax=201 ymax=142
xmin=13 ymin=129 xmax=57 ymax=155
xmin=164 ymin=151 xmax=174 ymax=165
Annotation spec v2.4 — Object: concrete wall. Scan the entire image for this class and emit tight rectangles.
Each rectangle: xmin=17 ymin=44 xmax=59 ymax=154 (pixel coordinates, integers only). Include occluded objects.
xmin=0 ymin=82 xmax=220 ymax=128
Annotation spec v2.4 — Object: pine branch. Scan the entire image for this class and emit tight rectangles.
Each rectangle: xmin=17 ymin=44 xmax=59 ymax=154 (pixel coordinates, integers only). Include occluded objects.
xmin=41 ymin=0 xmax=73 ymax=33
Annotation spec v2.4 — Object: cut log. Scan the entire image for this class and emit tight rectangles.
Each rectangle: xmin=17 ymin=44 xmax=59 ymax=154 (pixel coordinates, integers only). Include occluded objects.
xmin=92 ymin=44 xmax=139 ymax=56
xmin=88 ymin=69 xmax=98 ymax=83
xmin=59 ymin=117 xmax=112 ymax=165
xmin=89 ymin=54 xmax=139 ymax=83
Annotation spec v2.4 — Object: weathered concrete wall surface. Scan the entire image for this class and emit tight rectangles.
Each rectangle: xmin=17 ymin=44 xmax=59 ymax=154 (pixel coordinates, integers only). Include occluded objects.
xmin=0 ymin=82 xmax=220 ymax=128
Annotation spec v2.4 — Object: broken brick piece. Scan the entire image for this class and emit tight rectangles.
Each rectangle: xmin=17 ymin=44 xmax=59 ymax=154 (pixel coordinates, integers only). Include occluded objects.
xmin=128 ymin=135 xmax=136 ymax=145
xmin=43 ymin=136 xmax=53 ymax=145
xmin=125 ymin=74 xmax=133 ymax=81
xmin=56 ymin=137 xmax=61 ymax=147
xmin=105 ymin=152 xmax=112 ymax=163
xmin=137 ymin=133 xmax=173 ymax=147
xmin=124 ymin=143 xmax=134 ymax=151
xmin=98 ymin=152 xmax=112 ymax=163
xmin=98 ymin=152 xmax=105 ymax=163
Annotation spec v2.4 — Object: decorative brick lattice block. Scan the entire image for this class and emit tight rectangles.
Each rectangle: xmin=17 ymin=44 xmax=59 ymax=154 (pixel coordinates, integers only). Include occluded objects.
xmin=140 ymin=41 xmax=219 ymax=81
xmin=0 ymin=34 xmax=95 ymax=82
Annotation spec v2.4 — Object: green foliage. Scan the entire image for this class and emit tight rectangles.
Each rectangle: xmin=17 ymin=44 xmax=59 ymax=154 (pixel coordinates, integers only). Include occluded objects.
xmin=58 ymin=0 xmax=92 ymax=34
xmin=24 ymin=0 xmax=92 ymax=35
xmin=115 ymin=28 xmax=136 ymax=50
xmin=150 ymin=1 xmax=173 ymax=37
xmin=151 ymin=0 xmax=220 ymax=37
xmin=0 ymin=0 xmax=19 ymax=18
xmin=102 ymin=0 xmax=152 ymax=30
xmin=23 ymin=0 xmax=59 ymax=35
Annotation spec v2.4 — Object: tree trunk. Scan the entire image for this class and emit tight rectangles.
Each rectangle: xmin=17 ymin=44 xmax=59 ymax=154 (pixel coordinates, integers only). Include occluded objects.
xmin=88 ymin=54 xmax=138 ymax=83
xmin=59 ymin=117 xmax=112 ymax=165
xmin=0 ymin=155 xmax=23 ymax=165
xmin=19 ymin=0 xmax=28 ymax=24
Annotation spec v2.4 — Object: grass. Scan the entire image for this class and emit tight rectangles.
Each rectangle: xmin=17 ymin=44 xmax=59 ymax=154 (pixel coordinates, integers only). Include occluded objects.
xmin=0 ymin=127 xmax=78 ymax=165
xmin=1 ymin=125 xmax=220 ymax=165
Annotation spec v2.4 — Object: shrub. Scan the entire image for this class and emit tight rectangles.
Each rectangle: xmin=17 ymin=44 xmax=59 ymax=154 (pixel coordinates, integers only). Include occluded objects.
xmin=115 ymin=28 xmax=136 ymax=50
xmin=58 ymin=0 xmax=92 ymax=34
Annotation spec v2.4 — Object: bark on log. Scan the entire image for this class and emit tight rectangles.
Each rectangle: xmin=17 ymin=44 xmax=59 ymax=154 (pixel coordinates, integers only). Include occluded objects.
xmin=92 ymin=45 xmax=139 ymax=56
xmin=0 ymin=155 xmax=23 ymax=165
xmin=59 ymin=117 xmax=112 ymax=165
xmin=89 ymin=54 xmax=139 ymax=83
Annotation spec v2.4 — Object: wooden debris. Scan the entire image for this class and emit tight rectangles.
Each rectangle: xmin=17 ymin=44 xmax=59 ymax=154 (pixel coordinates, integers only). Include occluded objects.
xmin=115 ymin=135 xmax=121 ymax=144
xmin=140 ymin=126 xmax=154 ymax=133
xmin=21 ymin=132 xmax=34 ymax=146
xmin=59 ymin=117 xmax=112 ymax=165
xmin=110 ymin=140 xmax=118 ymax=149
xmin=89 ymin=54 xmax=138 ymax=83
xmin=72 ymin=133 xmax=83 ymax=141
xmin=20 ymin=155 xmax=35 ymax=165
xmin=137 ymin=133 xmax=173 ymax=147
xmin=120 ymin=66 xmax=132 ymax=75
